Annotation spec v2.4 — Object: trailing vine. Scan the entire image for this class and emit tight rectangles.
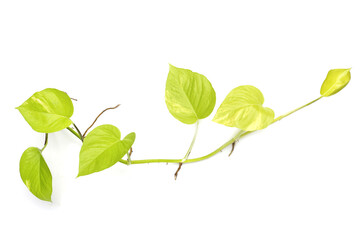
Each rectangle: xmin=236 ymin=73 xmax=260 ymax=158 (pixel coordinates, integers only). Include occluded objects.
xmin=17 ymin=65 xmax=351 ymax=202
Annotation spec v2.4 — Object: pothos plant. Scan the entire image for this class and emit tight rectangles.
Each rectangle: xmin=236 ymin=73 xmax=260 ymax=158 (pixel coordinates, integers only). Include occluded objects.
xmin=17 ymin=65 xmax=351 ymax=202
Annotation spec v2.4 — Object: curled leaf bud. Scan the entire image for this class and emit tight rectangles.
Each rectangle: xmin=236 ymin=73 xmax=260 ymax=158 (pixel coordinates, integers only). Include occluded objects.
xmin=320 ymin=68 xmax=351 ymax=97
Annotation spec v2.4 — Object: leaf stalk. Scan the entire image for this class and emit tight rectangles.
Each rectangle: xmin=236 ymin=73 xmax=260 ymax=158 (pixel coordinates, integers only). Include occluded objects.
xmin=67 ymin=126 xmax=83 ymax=142
xmin=174 ymin=120 xmax=200 ymax=179
xmin=41 ymin=133 xmax=49 ymax=152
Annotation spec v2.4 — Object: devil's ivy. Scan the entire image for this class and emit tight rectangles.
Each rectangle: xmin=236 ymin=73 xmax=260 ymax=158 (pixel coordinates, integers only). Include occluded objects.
xmin=16 ymin=66 xmax=351 ymax=202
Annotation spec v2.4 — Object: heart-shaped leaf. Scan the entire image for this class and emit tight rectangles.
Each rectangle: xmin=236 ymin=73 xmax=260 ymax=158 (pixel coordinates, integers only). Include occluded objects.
xmin=213 ymin=85 xmax=274 ymax=131
xmin=78 ymin=124 xmax=135 ymax=177
xmin=165 ymin=65 xmax=216 ymax=124
xmin=16 ymin=88 xmax=74 ymax=133
xmin=320 ymin=68 xmax=351 ymax=97
xmin=19 ymin=147 xmax=52 ymax=202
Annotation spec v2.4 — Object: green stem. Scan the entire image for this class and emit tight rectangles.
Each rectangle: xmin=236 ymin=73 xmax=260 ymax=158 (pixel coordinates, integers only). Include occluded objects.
xmin=272 ymin=96 xmax=323 ymax=123
xmin=122 ymin=130 xmax=246 ymax=165
xmin=67 ymin=126 xmax=83 ymax=142
xmin=120 ymin=96 xmax=324 ymax=165
xmin=41 ymin=133 xmax=48 ymax=152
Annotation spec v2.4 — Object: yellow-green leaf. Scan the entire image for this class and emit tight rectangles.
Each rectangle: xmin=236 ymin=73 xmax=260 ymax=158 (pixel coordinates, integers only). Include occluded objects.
xmin=20 ymin=147 xmax=52 ymax=202
xmin=16 ymin=88 xmax=74 ymax=133
xmin=213 ymin=85 xmax=274 ymax=131
xmin=165 ymin=65 xmax=216 ymax=124
xmin=78 ymin=124 xmax=135 ymax=177
xmin=320 ymin=68 xmax=351 ymax=97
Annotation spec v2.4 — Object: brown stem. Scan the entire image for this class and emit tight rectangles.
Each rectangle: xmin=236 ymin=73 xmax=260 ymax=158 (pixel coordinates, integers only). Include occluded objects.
xmin=64 ymin=92 xmax=78 ymax=101
xmin=228 ymin=142 xmax=236 ymax=157
xmin=83 ymin=104 xmax=120 ymax=138
xmin=174 ymin=163 xmax=183 ymax=180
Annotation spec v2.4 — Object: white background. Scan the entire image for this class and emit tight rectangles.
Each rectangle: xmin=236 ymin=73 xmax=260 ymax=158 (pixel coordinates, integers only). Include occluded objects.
xmin=1 ymin=0 xmax=359 ymax=239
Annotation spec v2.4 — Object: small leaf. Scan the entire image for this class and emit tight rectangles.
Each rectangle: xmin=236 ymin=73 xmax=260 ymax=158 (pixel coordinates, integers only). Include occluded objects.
xmin=19 ymin=147 xmax=52 ymax=202
xmin=213 ymin=85 xmax=274 ymax=131
xmin=16 ymin=88 xmax=74 ymax=133
xmin=165 ymin=65 xmax=216 ymax=124
xmin=78 ymin=124 xmax=135 ymax=177
xmin=320 ymin=68 xmax=351 ymax=97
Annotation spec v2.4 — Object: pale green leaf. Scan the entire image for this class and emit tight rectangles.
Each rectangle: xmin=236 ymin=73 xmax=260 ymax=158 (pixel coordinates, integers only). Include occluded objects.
xmin=16 ymin=88 xmax=74 ymax=133
xmin=165 ymin=65 xmax=216 ymax=124
xmin=320 ymin=68 xmax=351 ymax=97
xmin=78 ymin=124 xmax=135 ymax=177
xmin=19 ymin=147 xmax=52 ymax=202
xmin=213 ymin=85 xmax=274 ymax=131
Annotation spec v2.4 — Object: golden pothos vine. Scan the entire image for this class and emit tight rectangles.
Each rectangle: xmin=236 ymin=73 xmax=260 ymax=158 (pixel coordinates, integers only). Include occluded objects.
xmin=16 ymin=65 xmax=351 ymax=202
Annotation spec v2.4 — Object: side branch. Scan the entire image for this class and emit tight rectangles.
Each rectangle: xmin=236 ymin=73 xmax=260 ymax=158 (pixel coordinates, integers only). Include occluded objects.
xmin=174 ymin=163 xmax=183 ymax=180
xmin=83 ymin=104 xmax=120 ymax=138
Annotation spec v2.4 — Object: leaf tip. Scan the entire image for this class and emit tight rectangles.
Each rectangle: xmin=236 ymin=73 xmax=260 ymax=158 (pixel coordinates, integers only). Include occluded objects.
xmin=320 ymin=68 xmax=352 ymax=97
xmin=168 ymin=63 xmax=176 ymax=70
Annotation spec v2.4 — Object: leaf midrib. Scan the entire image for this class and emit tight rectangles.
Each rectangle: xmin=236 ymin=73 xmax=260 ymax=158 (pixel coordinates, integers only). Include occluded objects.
xmin=18 ymin=106 xmax=71 ymax=119
xmin=176 ymin=76 xmax=199 ymax=120
xmin=83 ymin=139 xmax=122 ymax=167
xmin=227 ymin=103 xmax=263 ymax=112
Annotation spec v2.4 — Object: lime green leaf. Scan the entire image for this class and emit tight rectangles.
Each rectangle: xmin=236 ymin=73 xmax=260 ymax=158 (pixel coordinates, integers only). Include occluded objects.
xmin=213 ymin=85 xmax=275 ymax=131
xmin=78 ymin=124 xmax=135 ymax=177
xmin=320 ymin=68 xmax=351 ymax=97
xmin=165 ymin=65 xmax=216 ymax=124
xmin=19 ymin=147 xmax=52 ymax=202
xmin=16 ymin=88 xmax=74 ymax=133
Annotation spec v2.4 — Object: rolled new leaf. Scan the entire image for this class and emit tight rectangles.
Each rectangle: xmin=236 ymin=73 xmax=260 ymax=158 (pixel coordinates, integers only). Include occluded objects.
xmin=213 ymin=85 xmax=274 ymax=131
xmin=20 ymin=147 xmax=52 ymax=202
xmin=320 ymin=68 xmax=351 ymax=97
xmin=78 ymin=124 xmax=135 ymax=177
xmin=16 ymin=88 xmax=74 ymax=133
xmin=165 ymin=65 xmax=216 ymax=124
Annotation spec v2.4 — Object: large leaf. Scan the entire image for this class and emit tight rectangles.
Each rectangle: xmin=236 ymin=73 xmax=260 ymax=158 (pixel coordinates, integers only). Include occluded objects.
xmin=213 ymin=85 xmax=274 ymax=131
xmin=78 ymin=124 xmax=135 ymax=177
xmin=16 ymin=88 xmax=74 ymax=133
xmin=19 ymin=147 xmax=52 ymax=202
xmin=165 ymin=65 xmax=216 ymax=124
xmin=320 ymin=68 xmax=351 ymax=97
